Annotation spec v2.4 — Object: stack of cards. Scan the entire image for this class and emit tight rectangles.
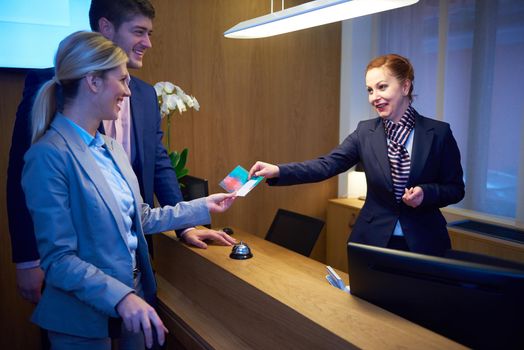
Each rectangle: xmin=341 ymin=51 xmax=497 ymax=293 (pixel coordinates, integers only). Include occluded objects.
xmin=325 ymin=266 xmax=350 ymax=293
xmin=219 ymin=165 xmax=264 ymax=197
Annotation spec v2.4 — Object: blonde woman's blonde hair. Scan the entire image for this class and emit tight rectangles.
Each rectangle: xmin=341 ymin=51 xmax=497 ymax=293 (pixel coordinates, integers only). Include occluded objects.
xmin=31 ymin=31 xmax=128 ymax=143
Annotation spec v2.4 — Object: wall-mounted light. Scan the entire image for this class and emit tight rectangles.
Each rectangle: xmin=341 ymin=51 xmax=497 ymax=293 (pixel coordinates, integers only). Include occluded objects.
xmin=224 ymin=0 xmax=419 ymax=39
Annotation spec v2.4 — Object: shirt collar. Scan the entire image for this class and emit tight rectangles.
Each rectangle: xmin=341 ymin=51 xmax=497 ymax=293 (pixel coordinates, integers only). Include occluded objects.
xmin=59 ymin=114 xmax=105 ymax=148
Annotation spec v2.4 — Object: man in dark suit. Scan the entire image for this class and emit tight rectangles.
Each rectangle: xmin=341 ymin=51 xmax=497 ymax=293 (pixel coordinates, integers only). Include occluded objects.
xmin=7 ymin=0 xmax=235 ymax=305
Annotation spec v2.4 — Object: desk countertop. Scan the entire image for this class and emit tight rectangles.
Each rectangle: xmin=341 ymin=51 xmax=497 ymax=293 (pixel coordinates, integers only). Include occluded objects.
xmin=154 ymin=229 xmax=465 ymax=349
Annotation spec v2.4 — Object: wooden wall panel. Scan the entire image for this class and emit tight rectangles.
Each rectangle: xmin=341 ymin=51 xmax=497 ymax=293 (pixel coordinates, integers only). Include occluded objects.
xmin=0 ymin=69 xmax=41 ymax=349
xmin=0 ymin=0 xmax=340 ymax=346
xmin=136 ymin=0 xmax=341 ymax=238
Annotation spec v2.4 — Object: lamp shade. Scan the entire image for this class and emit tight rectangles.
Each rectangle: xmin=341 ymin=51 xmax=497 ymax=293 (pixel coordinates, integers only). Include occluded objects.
xmin=347 ymin=168 xmax=367 ymax=200
xmin=224 ymin=0 xmax=419 ymax=39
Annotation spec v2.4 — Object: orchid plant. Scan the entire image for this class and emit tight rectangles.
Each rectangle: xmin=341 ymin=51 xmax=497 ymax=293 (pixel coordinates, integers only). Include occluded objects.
xmin=154 ymin=81 xmax=200 ymax=180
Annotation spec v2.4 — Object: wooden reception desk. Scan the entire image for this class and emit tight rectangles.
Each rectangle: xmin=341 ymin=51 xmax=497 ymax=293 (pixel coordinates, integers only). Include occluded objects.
xmin=153 ymin=230 xmax=464 ymax=349
xmin=326 ymin=198 xmax=524 ymax=272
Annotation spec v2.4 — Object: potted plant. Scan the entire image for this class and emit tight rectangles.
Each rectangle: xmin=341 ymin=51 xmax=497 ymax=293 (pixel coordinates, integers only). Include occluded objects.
xmin=154 ymin=81 xmax=199 ymax=182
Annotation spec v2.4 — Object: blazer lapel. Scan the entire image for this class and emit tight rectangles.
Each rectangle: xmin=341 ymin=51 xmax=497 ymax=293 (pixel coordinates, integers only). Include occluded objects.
xmin=103 ymin=136 xmax=142 ymax=200
xmin=51 ymin=117 xmax=130 ymax=245
xmin=369 ymin=119 xmax=393 ymax=189
xmin=129 ymin=78 xmax=145 ymax=173
xmin=103 ymin=136 xmax=149 ymax=262
xmin=408 ymin=114 xmax=434 ymax=186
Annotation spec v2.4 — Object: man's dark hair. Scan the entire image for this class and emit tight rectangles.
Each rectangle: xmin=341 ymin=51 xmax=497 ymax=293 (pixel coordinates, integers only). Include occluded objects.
xmin=89 ymin=0 xmax=155 ymax=31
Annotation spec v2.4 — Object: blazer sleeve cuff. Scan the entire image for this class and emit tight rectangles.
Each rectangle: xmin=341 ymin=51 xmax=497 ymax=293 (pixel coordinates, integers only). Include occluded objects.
xmin=16 ymin=259 xmax=40 ymax=269
xmin=106 ymin=284 xmax=135 ymax=318
xmin=266 ymin=165 xmax=290 ymax=186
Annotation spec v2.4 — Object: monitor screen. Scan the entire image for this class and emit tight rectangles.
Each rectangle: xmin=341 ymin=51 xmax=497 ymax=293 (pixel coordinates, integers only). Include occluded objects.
xmin=0 ymin=0 xmax=90 ymax=69
xmin=347 ymin=242 xmax=524 ymax=349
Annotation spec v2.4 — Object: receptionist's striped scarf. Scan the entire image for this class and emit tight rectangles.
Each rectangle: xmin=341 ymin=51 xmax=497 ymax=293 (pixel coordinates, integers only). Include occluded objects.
xmin=383 ymin=106 xmax=416 ymax=202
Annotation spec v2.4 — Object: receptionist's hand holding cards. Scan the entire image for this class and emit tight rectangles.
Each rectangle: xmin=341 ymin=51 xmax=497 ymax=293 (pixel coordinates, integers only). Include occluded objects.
xmin=220 ymin=165 xmax=263 ymax=197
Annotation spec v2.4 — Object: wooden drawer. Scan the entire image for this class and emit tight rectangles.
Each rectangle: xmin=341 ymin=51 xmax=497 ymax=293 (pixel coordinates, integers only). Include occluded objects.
xmin=326 ymin=198 xmax=363 ymax=272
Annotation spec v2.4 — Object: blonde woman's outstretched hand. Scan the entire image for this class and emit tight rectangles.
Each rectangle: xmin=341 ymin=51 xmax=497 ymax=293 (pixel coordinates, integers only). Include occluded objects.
xmin=206 ymin=192 xmax=237 ymax=213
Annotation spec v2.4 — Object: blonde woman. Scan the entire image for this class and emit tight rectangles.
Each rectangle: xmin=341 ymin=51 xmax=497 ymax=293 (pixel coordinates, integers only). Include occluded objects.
xmin=22 ymin=31 xmax=235 ymax=350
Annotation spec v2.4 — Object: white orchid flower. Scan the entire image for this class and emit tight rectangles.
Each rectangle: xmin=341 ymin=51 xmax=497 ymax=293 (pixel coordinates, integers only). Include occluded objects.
xmin=166 ymin=94 xmax=179 ymax=110
xmin=182 ymin=94 xmax=194 ymax=108
xmin=163 ymin=81 xmax=175 ymax=94
xmin=176 ymin=97 xmax=187 ymax=113
xmin=154 ymin=82 xmax=165 ymax=97
xmin=155 ymin=81 xmax=199 ymax=117
xmin=160 ymin=102 xmax=169 ymax=116
xmin=174 ymin=85 xmax=184 ymax=95
xmin=192 ymin=97 xmax=200 ymax=111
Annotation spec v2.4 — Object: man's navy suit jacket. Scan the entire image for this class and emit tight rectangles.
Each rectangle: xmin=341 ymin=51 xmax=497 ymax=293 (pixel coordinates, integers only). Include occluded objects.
xmin=269 ymin=111 xmax=465 ymax=256
xmin=7 ymin=68 xmax=183 ymax=263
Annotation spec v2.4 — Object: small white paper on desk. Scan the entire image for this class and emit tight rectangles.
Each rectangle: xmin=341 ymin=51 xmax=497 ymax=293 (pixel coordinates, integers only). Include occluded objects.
xmin=326 ymin=266 xmax=350 ymax=293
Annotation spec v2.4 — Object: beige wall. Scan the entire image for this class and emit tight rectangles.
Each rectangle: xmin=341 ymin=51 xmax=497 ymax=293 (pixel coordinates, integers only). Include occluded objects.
xmin=0 ymin=1 xmax=340 ymax=348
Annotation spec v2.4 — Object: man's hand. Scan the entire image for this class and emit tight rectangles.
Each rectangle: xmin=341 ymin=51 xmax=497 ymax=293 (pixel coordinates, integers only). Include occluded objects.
xmin=402 ymin=186 xmax=424 ymax=208
xmin=248 ymin=161 xmax=279 ymax=179
xmin=16 ymin=266 xmax=44 ymax=304
xmin=116 ymin=293 xmax=168 ymax=349
xmin=182 ymin=228 xmax=237 ymax=249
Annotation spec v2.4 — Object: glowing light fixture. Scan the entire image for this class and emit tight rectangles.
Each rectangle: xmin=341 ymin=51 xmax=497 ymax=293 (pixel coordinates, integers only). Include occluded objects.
xmin=224 ymin=0 xmax=419 ymax=39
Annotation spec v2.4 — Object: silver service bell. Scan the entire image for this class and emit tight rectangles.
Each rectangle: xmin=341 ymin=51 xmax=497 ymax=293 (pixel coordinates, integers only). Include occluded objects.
xmin=230 ymin=241 xmax=253 ymax=260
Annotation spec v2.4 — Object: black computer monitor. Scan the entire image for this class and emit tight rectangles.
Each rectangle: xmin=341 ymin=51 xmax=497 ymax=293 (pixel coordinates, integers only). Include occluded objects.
xmin=347 ymin=242 xmax=524 ymax=349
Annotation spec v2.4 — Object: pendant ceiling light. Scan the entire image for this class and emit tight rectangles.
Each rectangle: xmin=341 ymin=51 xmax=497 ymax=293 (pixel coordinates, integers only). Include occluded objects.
xmin=224 ymin=0 xmax=419 ymax=39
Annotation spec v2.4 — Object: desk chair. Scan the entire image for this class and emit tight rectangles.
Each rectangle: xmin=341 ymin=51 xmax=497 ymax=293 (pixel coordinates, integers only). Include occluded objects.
xmin=180 ymin=175 xmax=210 ymax=228
xmin=180 ymin=175 xmax=209 ymax=201
xmin=265 ymin=209 xmax=324 ymax=257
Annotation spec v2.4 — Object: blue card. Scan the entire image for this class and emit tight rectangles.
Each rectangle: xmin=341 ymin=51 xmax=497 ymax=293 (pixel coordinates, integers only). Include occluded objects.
xmin=219 ymin=165 xmax=264 ymax=196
